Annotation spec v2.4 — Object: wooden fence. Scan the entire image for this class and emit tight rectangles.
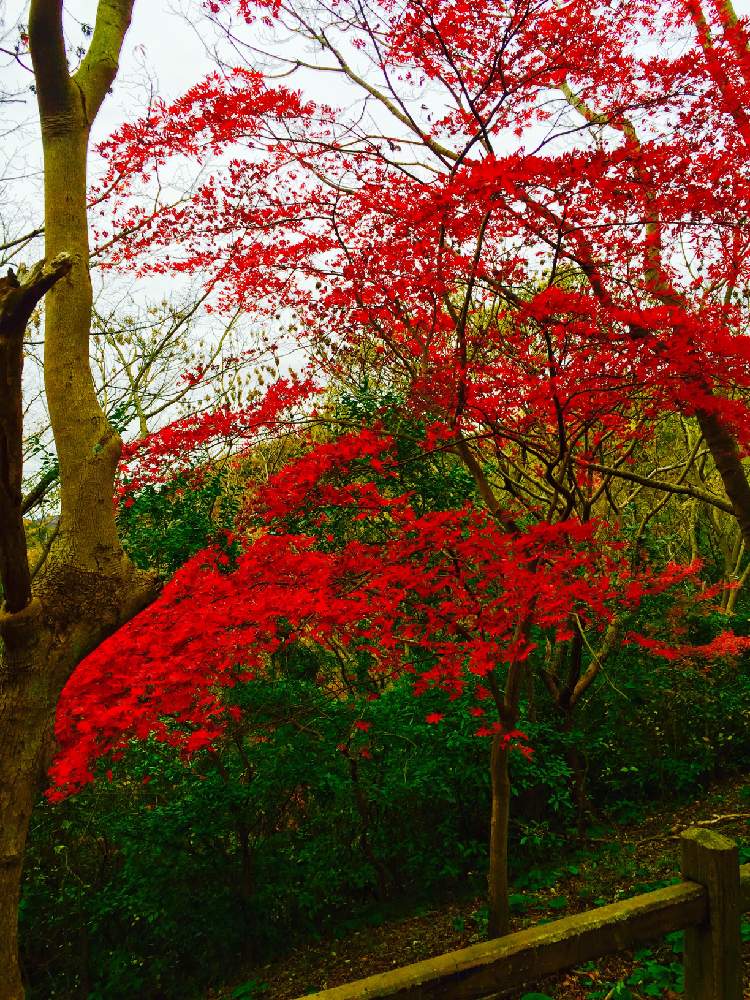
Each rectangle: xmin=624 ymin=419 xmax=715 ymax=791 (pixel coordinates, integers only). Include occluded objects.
xmin=299 ymin=827 xmax=749 ymax=1000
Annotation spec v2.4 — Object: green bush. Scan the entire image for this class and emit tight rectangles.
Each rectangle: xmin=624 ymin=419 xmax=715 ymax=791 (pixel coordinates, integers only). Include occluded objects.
xmin=117 ymin=469 xmax=240 ymax=578
xmin=575 ymin=652 xmax=750 ymax=817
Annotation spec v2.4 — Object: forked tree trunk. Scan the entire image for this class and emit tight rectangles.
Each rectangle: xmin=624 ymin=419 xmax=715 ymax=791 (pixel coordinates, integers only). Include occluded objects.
xmin=0 ymin=4 xmax=151 ymax=996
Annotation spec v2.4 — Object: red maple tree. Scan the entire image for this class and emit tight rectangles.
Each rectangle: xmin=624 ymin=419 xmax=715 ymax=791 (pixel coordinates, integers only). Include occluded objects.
xmin=53 ymin=0 xmax=750 ymax=935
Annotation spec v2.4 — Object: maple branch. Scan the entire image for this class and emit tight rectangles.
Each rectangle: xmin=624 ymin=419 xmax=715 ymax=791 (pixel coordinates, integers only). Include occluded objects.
xmin=90 ymin=195 xmax=193 ymax=262
xmin=555 ymin=78 xmax=750 ymax=548
xmin=569 ymin=618 xmax=622 ymax=709
xmin=560 ymin=79 xmax=671 ymax=297
xmin=493 ymin=447 xmax=554 ymax=505
xmin=455 ymin=212 xmax=491 ymax=419
xmin=539 ymin=641 xmax=563 ymax=703
xmin=687 ymin=0 xmax=750 ymax=149
xmin=503 ymin=607 xmax=537 ymax=719
xmin=558 ymin=80 xmax=609 ymax=127
xmin=306 ymin=24 xmax=458 ymax=165
xmin=588 ymin=435 xmax=643 ymax=509
xmin=454 ymin=435 xmax=519 ymax=533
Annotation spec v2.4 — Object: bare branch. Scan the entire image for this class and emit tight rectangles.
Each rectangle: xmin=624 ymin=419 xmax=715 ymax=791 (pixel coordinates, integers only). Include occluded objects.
xmin=577 ymin=458 xmax=734 ymax=514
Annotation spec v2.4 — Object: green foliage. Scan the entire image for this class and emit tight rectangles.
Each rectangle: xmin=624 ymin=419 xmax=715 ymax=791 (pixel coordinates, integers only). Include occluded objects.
xmin=23 ymin=605 xmax=750 ymax=997
xmin=117 ymin=469 xmax=240 ymax=577
xmin=579 ymin=941 xmax=685 ymax=999
xmin=21 ymin=671 xmax=582 ymax=998
xmin=569 ymin=648 xmax=750 ymax=818
xmin=585 ymin=984 xmax=633 ymax=1000
xmin=332 ymin=383 xmax=477 ymax=514
xmin=22 ymin=746 xmax=253 ymax=998
xmin=627 ymin=948 xmax=684 ymax=996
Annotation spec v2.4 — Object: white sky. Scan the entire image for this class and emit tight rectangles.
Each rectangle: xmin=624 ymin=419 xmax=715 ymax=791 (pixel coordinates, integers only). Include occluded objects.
xmin=0 ymin=3 xmax=207 ymax=237
xmin=1 ymin=0 xmax=350 ymax=240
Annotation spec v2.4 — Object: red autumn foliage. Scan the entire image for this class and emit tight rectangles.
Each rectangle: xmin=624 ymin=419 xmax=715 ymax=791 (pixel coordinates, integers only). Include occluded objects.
xmin=51 ymin=423 xmax=745 ymax=798
xmin=50 ymin=0 xmax=750 ymax=793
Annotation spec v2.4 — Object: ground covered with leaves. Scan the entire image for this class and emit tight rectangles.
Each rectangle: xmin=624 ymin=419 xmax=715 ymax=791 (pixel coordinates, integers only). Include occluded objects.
xmin=217 ymin=775 xmax=750 ymax=1000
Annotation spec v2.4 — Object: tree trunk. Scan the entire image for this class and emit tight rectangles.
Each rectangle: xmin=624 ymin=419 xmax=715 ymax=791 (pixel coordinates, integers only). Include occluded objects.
xmin=0 ymin=585 xmax=151 ymax=999
xmin=0 ymin=648 xmax=53 ymax=999
xmin=487 ymin=733 xmax=511 ymax=937
xmin=565 ymin=742 xmax=591 ymax=837
xmin=695 ymin=408 xmax=750 ymax=551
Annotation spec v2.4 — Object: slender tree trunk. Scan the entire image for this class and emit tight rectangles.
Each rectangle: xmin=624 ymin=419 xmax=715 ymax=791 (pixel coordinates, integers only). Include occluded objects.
xmin=565 ymin=741 xmax=591 ymax=837
xmin=482 ymin=628 xmax=531 ymax=939
xmin=348 ymin=756 xmax=392 ymax=901
xmin=695 ymin=408 xmax=750 ymax=550
xmin=487 ymin=733 xmax=511 ymax=937
xmin=450 ymin=443 xmax=539 ymax=939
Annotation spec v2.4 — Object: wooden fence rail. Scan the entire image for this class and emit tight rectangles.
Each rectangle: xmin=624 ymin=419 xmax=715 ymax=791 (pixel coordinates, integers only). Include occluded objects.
xmin=299 ymin=828 xmax=749 ymax=1000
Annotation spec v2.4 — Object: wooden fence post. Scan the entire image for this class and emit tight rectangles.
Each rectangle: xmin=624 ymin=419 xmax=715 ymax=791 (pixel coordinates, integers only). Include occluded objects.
xmin=680 ymin=826 xmax=742 ymax=1000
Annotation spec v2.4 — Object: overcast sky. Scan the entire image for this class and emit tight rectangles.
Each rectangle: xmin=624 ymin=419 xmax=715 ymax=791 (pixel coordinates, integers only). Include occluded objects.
xmin=1 ymin=0 xmax=350 ymax=234
xmin=5 ymin=0 xmax=750 ymax=141
xmin=2 ymin=2 xmax=224 ymax=173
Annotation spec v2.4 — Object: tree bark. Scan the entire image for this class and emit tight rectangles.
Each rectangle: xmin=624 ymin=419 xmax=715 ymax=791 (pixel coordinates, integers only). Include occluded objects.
xmin=694 ymin=407 xmax=750 ymax=550
xmin=0 ymin=614 xmax=49 ymax=1000
xmin=488 ymin=734 xmax=511 ymax=937
xmin=484 ymin=626 xmax=532 ymax=939
xmin=0 ymin=256 xmax=72 ymax=614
